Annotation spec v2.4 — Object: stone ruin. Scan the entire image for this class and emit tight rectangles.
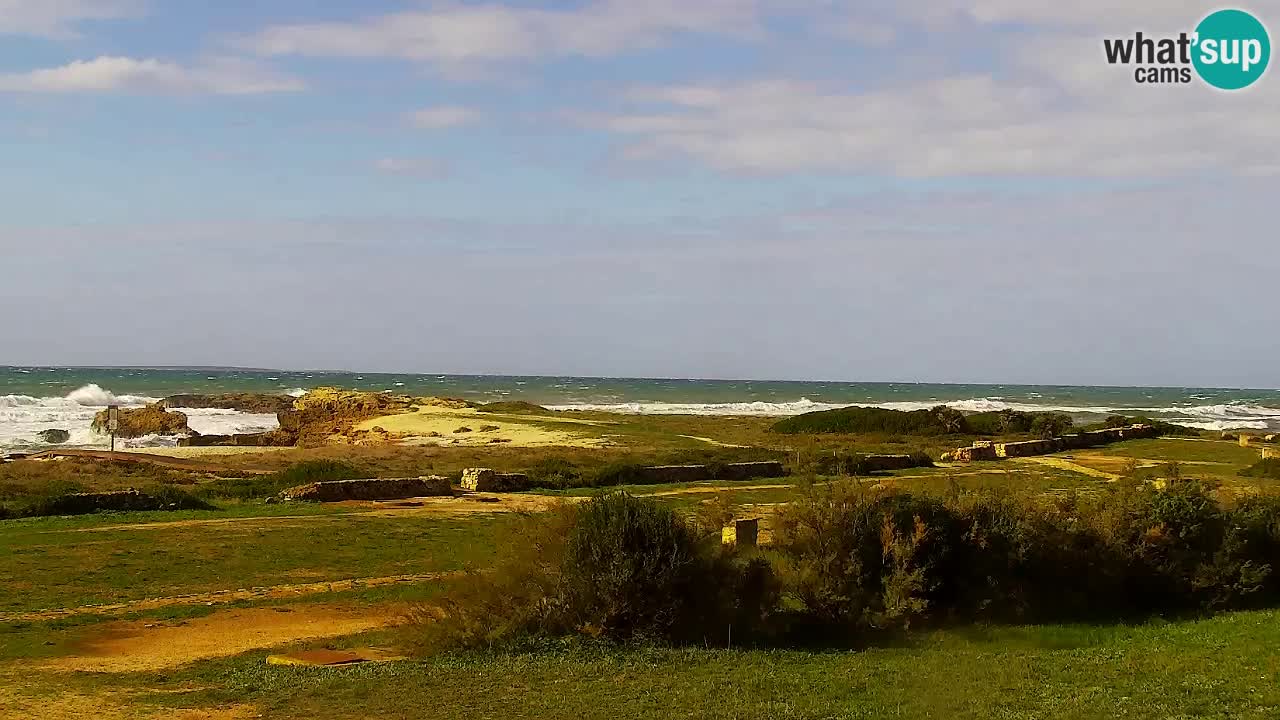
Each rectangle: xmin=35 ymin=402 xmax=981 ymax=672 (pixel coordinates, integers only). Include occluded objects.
xmin=280 ymin=476 xmax=452 ymax=503
xmin=722 ymin=518 xmax=759 ymax=547
xmin=461 ymin=468 xmax=532 ymax=492
xmin=941 ymin=424 xmax=1159 ymax=463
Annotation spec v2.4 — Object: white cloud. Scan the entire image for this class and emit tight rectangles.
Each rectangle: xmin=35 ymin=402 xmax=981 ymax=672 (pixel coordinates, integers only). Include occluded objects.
xmin=0 ymin=56 xmax=304 ymax=95
xmin=0 ymin=0 xmax=140 ymax=38
xmin=589 ymin=22 xmax=1280 ymax=178
xmin=373 ymin=157 xmax=452 ymax=178
xmin=409 ymin=105 xmax=482 ymax=129
xmin=243 ymin=0 xmax=768 ymax=65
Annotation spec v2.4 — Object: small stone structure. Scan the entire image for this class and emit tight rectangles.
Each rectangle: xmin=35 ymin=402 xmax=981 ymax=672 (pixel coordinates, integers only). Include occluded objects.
xmin=461 ymin=468 xmax=531 ymax=492
xmin=1263 ymin=447 xmax=1279 ymax=461
xmin=281 ymin=476 xmax=452 ymax=503
xmin=995 ymin=439 xmax=1060 ymax=458
xmin=722 ymin=518 xmax=759 ymax=547
xmin=1240 ymin=435 xmax=1254 ymax=448
xmin=716 ymin=461 xmax=788 ymax=481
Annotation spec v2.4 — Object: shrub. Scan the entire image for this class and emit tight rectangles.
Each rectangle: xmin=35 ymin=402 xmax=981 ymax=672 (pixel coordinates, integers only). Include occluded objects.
xmin=1093 ymin=415 xmax=1200 ymax=437
xmin=590 ymin=462 xmax=650 ymax=487
xmin=477 ymin=401 xmax=549 ymax=414
xmin=772 ymin=406 xmax=957 ymax=436
xmin=406 ymin=493 xmax=777 ymax=653
xmin=1240 ymin=458 xmax=1280 ymax=480
xmin=527 ymin=457 xmax=582 ymax=489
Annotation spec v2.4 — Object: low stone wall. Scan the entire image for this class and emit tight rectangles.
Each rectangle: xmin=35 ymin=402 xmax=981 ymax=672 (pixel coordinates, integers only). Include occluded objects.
xmin=995 ymin=439 xmax=1061 ymax=458
xmin=944 ymin=424 xmax=1157 ymax=463
xmin=281 ymin=476 xmax=452 ymax=502
xmin=863 ymin=455 xmax=920 ymax=472
xmin=716 ymin=461 xmax=788 ymax=481
xmin=461 ymin=468 xmax=531 ymax=492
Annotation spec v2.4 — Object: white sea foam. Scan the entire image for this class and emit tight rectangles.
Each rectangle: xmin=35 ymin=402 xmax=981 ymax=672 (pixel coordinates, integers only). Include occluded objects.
xmin=0 ymin=385 xmax=279 ymax=452
xmin=546 ymin=396 xmax=1280 ymax=430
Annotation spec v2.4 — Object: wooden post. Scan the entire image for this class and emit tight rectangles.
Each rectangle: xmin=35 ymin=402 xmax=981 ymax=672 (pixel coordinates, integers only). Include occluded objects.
xmin=107 ymin=405 xmax=120 ymax=454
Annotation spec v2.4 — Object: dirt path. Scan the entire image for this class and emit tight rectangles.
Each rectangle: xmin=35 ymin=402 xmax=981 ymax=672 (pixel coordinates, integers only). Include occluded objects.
xmin=1 ymin=572 xmax=458 ymax=622
xmin=42 ymin=604 xmax=405 ymax=673
xmin=676 ymin=435 xmax=750 ymax=448
xmin=640 ymin=484 xmax=794 ymax=498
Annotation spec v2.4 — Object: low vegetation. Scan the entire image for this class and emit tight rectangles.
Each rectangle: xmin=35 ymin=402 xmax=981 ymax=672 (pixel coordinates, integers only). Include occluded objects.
xmin=1240 ymin=457 xmax=1280 ymax=480
xmin=409 ymin=480 xmax=1280 ymax=654
xmin=772 ymin=405 xmax=1079 ymax=439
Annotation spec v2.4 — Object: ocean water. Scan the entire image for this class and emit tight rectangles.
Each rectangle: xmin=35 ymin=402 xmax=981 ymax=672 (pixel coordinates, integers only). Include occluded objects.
xmin=3 ymin=366 xmax=1279 ymax=452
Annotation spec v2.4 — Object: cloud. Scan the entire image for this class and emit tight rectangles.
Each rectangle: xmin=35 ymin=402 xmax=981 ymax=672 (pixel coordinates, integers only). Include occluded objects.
xmin=242 ymin=0 xmax=769 ymax=66
xmin=589 ymin=27 xmax=1280 ymax=178
xmin=0 ymin=0 xmax=140 ymax=38
xmin=373 ymin=156 xmax=452 ymax=178
xmin=409 ymin=105 xmax=482 ymax=129
xmin=0 ymin=56 xmax=304 ymax=95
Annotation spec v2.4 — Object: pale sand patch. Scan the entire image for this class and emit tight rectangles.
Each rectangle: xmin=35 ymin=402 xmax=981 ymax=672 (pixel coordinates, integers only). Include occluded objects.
xmin=43 ymin=604 xmax=404 ymax=673
xmin=358 ymin=405 xmax=606 ymax=448
xmin=676 ymin=434 xmax=749 ymax=448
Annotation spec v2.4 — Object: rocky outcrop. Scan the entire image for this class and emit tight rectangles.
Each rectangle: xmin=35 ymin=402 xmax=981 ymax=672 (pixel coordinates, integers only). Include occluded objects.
xmin=91 ymin=404 xmax=190 ymax=438
xmin=461 ymin=468 xmax=531 ymax=492
xmin=275 ymin=388 xmax=421 ymax=446
xmin=37 ymin=429 xmax=71 ymax=444
xmin=160 ymin=393 xmax=296 ymax=415
xmin=281 ymin=476 xmax=452 ymax=503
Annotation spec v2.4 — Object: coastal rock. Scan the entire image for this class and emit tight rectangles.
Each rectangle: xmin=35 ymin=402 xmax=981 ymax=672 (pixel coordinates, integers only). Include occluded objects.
xmin=461 ymin=468 xmax=530 ymax=492
xmin=280 ymin=476 xmax=453 ymax=503
xmin=276 ymin=388 xmax=418 ymax=446
xmin=160 ymin=393 xmax=296 ymax=415
xmin=91 ymin=404 xmax=190 ymax=438
xmin=37 ymin=429 xmax=71 ymax=444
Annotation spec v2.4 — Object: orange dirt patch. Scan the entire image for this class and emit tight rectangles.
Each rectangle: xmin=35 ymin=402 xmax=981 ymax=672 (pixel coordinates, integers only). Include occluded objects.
xmin=2 ymin=572 xmax=457 ymax=622
xmin=43 ymin=604 xmax=404 ymax=673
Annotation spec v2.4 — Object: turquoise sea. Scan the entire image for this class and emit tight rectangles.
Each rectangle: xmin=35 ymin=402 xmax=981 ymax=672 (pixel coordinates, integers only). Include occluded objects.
xmin=3 ymin=366 xmax=1279 ymax=451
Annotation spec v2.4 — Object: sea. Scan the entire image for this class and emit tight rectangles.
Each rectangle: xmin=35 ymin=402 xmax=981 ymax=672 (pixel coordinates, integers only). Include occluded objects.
xmin=3 ymin=366 xmax=1279 ymax=453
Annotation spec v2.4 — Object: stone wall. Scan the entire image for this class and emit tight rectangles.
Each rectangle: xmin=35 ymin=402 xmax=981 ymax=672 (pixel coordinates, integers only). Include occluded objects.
xmin=461 ymin=468 xmax=531 ymax=492
xmin=944 ymin=424 xmax=1157 ymax=463
xmin=716 ymin=461 xmax=788 ymax=481
xmin=281 ymin=476 xmax=452 ymax=502
xmin=863 ymin=455 xmax=919 ymax=472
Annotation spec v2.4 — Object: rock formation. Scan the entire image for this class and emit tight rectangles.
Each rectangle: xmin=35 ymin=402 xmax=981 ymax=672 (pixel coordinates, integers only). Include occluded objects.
xmin=91 ymin=404 xmax=190 ymax=438
xmin=942 ymin=424 xmax=1158 ymax=463
xmin=160 ymin=393 xmax=296 ymax=415
xmin=37 ymin=429 xmax=71 ymax=444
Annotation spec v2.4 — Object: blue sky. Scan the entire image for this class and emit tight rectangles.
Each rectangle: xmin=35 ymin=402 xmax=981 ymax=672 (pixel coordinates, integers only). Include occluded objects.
xmin=2 ymin=1 xmax=1278 ymax=386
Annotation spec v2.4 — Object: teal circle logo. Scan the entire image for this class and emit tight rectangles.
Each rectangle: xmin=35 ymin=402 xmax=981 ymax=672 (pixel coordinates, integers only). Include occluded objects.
xmin=1193 ymin=9 xmax=1271 ymax=90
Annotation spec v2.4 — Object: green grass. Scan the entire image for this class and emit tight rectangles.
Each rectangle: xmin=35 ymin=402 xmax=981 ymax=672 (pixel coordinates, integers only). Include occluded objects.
xmin=46 ymin=609 xmax=1279 ymax=719
xmin=0 ymin=512 xmax=513 ymax=614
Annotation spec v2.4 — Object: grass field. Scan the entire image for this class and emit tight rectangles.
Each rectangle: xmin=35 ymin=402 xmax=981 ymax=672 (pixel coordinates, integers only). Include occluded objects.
xmin=2 ymin=415 xmax=1278 ymax=718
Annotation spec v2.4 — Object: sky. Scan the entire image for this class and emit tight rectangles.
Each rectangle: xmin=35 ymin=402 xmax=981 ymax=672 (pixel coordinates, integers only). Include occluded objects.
xmin=1 ymin=1 xmax=1277 ymax=387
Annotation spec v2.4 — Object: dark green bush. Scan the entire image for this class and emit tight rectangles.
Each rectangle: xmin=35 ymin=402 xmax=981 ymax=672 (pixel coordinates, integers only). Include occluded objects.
xmin=406 ymin=493 xmax=776 ymax=653
xmin=1240 ymin=458 xmax=1280 ymax=480
xmin=526 ymin=457 xmax=582 ymax=489
xmin=772 ymin=406 xmax=958 ymax=436
xmin=477 ymin=401 xmax=549 ymax=414
xmin=1092 ymin=415 xmax=1200 ymax=437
